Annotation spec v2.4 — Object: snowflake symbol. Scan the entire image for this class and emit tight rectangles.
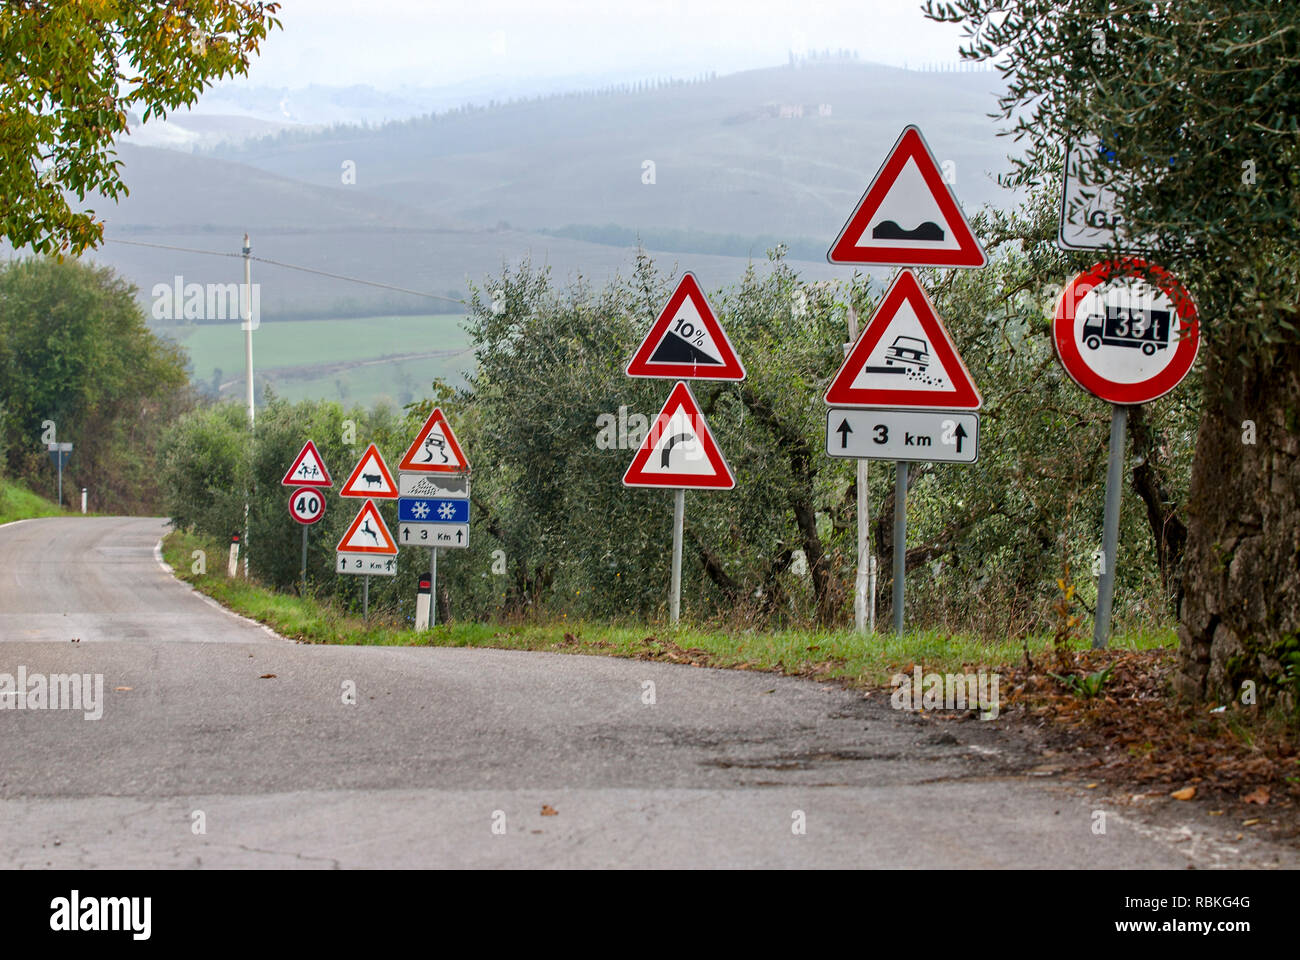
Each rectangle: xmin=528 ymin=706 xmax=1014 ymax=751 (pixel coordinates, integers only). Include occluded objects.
xmin=437 ymin=501 xmax=455 ymax=520
xmin=412 ymin=501 xmax=430 ymax=520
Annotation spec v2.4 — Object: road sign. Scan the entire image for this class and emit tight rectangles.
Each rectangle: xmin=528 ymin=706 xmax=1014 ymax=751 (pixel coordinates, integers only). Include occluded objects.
xmin=399 ymin=497 xmax=469 ymax=524
xmin=824 ymin=269 xmax=981 ymax=409
xmin=827 ymin=125 xmax=986 ymax=268
xmin=281 ymin=440 xmax=332 ymax=487
xmin=46 ymin=441 xmax=72 ymax=469
xmin=398 ymin=472 xmax=469 ymax=499
xmin=397 ymin=408 xmax=470 ymax=473
xmin=1054 ymin=258 xmax=1198 ymax=404
xmin=625 ymin=272 xmax=746 ymax=380
xmin=622 ymin=381 xmax=735 ymax=489
xmin=399 ymin=522 xmax=469 ymax=548
xmin=336 ymin=499 xmax=397 ymax=555
xmin=339 ymin=443 xmax=398 ymax=498
xmin=288 ymin=486 xmax=327 ymax=524
xmin=1058 ymin=138 xmax=1126 ymax=251
xmin=337 ymin=553 xmax=399 ymax=576
xmin=826 ymin=409 xmax=979 ymax=463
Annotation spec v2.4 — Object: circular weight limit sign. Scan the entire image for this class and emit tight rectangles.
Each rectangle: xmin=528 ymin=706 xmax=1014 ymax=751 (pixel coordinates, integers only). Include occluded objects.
xmin=1054 ymin=258 xmax=1198 ymax=404
xmin=288 ymin=486 xmax=327 ymax=524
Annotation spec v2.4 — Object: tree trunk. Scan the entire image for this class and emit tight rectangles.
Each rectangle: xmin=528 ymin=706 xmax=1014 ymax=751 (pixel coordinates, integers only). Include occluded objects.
xmin=1176 ymin=334 xmax=1300 ymax=709
xmin=1128 ymin=403 xmax=1188 ymax=605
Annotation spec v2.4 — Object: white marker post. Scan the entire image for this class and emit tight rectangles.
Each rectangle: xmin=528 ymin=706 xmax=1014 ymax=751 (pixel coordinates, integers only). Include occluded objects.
xmin=80 ymin=488 xmax=87 ymax=514
xmin=415 ymin=576 xmax=432 ymax=631
xmin=228 ymin=533 xmax=240 ymax=578
xmin=670 ymin=489 xmax=685 ymax=624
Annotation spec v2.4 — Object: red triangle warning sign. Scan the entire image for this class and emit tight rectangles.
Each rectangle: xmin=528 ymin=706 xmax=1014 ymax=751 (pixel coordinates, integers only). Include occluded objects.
xmin=339 ymin=443 xmax=399 ymax=499
xmin=626 ymin=272 xmax=745 ymax=381
xmin=281 ymin=440 xmax=332 ymax=487
xmin=397 ymin=408 xmax=470 ymax=473
xmin=828 ymin=125 xmax=986 ymax=268
xmin=622 ymin=381 xmax=736 ymax=489
xmin=336 ymin=499 xmax=398 ymax=554
xmin=825 ymin=270 xmax=981 ymax=409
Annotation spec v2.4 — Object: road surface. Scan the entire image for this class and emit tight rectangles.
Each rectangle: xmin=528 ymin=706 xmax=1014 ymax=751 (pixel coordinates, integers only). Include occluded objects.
xmin=0 ymin=517 xmax=1293 ymax=869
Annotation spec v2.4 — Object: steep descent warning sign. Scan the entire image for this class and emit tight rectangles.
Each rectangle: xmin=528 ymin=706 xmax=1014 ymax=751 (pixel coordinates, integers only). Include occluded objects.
xmin=397 ymin=408 xmax=470 ymax=473
xmin=827 ymin=125 xmax=986 ymax=268
xmin=622 ymin=381 xmax=735 ymax=489
xmin=281 ymin=440 xmax=332 ymax=487
xmin=336 ymin=499 xmax=398 ymax=554
xmin=625 ymin=272 xmax=745 ymax=381
xmin=824 ymin=269 xmax=981 ymax=409
xmin=339 ymin=443 xmax=399 ymax=498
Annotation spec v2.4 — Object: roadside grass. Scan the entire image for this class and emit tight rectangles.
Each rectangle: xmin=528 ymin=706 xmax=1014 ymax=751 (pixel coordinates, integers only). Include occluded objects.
xmin=0 ymin=477 xmax=69 ymax=524
xmin=162 ymin=528 xmax=1177 ymax=687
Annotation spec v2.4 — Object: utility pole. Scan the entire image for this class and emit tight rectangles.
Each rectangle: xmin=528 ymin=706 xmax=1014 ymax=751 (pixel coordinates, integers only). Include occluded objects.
xmin=242 ymin=233 xmax=254 ymax=577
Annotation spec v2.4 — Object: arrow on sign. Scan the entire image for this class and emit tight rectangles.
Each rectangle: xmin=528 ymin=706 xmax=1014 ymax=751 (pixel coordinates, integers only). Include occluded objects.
xmin=660 ymin=432 xmax=693 ymax=468
xmin=836 ymin=419 xmax=853 ymax=449
xmin=953 ymin=423 xmax=967 ymax=453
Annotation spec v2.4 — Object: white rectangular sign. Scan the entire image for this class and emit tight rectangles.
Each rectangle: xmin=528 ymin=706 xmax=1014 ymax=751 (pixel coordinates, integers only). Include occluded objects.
xmin=825 ymin=408 xmax=978 ymax=463
xmin=336 ymin=552 xmax=399 ymax=576
xmin=399 ymin=522 xmax=469 ymax=549
xmin=398 ymin=472 xmax=470 ymax=499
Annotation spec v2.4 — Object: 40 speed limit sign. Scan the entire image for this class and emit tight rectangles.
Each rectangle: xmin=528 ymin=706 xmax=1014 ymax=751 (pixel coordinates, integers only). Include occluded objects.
xmin=288 ymin=487 xmax=326 ymax=524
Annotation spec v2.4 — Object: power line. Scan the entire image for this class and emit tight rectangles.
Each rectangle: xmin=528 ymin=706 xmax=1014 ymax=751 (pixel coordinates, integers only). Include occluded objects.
xmin=103 ymin=236 xmax=466 ymax=305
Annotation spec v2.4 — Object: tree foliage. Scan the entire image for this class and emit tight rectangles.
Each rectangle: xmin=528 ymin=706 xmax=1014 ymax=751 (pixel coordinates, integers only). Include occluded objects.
xmin=0 ymin=0 xmax=280 ymax=255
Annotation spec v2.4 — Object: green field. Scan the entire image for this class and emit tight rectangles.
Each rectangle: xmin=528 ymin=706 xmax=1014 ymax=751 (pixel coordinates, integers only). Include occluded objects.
xmin=167 ymin=314 xmax=474 ymax=407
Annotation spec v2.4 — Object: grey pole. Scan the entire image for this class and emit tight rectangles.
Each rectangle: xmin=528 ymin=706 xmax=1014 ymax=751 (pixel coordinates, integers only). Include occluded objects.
xmin=670 ymin=489 xmax=685 ymax=624
xmin=300 ymin=526 xmax=308 ymax=595
xmin=56 ymin=458 xmax=62 ymax=508
xmin=430 ymin=547 xmax=438 ymax=627
xmin=893 ymin=461 xmax=908 ymax=635
xmin=846 ymin=304 xmax=870 ymax=635
xmin=363 ymin=575 xmax=369 ymax=621
xmin=1093 ymin=404 xmax=1129 ymax=649
xmin=242 ymin=233 xmax=253 ymax=578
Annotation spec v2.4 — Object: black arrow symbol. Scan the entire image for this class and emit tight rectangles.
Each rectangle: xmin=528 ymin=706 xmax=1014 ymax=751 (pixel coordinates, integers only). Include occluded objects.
xmin=953 ymin=423 xmax=967 ymax=453
xmin=661 ymin=432 xmax=693 ymax=468
xmin=456 ymin=530 xmax=463 ymax=542
xmin=835 ymin=419 xmax=853 ymax=449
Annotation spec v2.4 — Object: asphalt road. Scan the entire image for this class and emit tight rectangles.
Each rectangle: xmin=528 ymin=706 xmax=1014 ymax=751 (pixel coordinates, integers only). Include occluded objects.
xmin=0 ymin=516 xmax=1293 ymax=869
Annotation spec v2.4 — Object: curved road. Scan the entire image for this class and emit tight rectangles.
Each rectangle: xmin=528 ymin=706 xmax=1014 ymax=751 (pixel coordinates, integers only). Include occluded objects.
xmin=0 ymin=517 xmax=1291 ymax=868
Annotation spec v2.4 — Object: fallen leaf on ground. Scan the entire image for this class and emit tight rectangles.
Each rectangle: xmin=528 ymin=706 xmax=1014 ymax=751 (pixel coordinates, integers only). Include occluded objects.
xmin=114 ymin=686 xmax=131 ymax=692
xmin=1171 ymin=786 xmax=1196 ymax=801
xmin=259 ymin=673 xmax=276 ymax=679
xmin=1241 ymin=818 xmax=1260 ymax=827
xmin=540 ymin=804 xmax=557 ymax=817
xmin=1242 ymin=786 xmax=1270 ymax=805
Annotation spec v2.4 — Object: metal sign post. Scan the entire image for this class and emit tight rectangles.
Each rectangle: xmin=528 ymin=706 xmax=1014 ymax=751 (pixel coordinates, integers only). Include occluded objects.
xmin=301 ymin=526 xmax=309 ymax=596
xmin=363 ymin=574 xmax=370 ymax=621
xmin=429 ymin=548 xmax=438 ymax=627
xmin=46 ymin=442 xmax=72 ymax=507
xmin=845 ymin=304 xmax=871 ymax=635
xmin=1093 ymin=404 xmax=1128 ymax=648
xmin=670 ymin=489 xmax=685 ymax=624
xmin=893 ymin=462 xmax=908 ymax=634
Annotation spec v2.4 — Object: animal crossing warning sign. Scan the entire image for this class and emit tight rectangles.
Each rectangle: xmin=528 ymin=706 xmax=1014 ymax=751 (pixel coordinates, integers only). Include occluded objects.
xmin=280 ymin=440 xmax=332 ymax=487
xmin=622 ymin=381 xmax=735 ymax=489
xmin=397 ymin=408 xmax=469 ymax=473
xmin=827 ymin=125 xmax=986 ymax=268
xmin=625 ymin=272 xmax=745 ymax=381
xmin=339 ymin=443 xmax=398 ymax=498
xmin=824 ymin=270 xmax=981 ymax=409
xmin=336 ymin=499 xmax=398 ymax=576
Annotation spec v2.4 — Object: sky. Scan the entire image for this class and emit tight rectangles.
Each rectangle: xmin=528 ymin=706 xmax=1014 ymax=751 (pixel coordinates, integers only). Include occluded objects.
xmin=232 ymin=0 xmax=972 ymax=89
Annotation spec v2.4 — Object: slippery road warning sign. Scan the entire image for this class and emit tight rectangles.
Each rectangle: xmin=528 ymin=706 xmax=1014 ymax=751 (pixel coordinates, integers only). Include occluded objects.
xmin=827 ymin=125 xmax=986 ymax=268
xmin=397 ymin=408 xmax=470 ymax=473
xmin=281 ymin=440 xmax=332 ymax=487
xmin=340 ymin=443 xmax=398 ymax=498
xmin=622 ymin=381 xmax=735 ymax=489
xmin=1054 ymin=258 xmax=1198 ymax=404
xmin=626 ymin=272 xmax=745 ymax=381
xmin=824 ymin=270 xmax=981 ymax=409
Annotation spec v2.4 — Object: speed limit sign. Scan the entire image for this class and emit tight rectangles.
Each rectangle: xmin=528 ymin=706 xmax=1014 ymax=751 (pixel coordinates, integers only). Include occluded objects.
xmin=288 ymin=486 xmax=326 ymax=524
